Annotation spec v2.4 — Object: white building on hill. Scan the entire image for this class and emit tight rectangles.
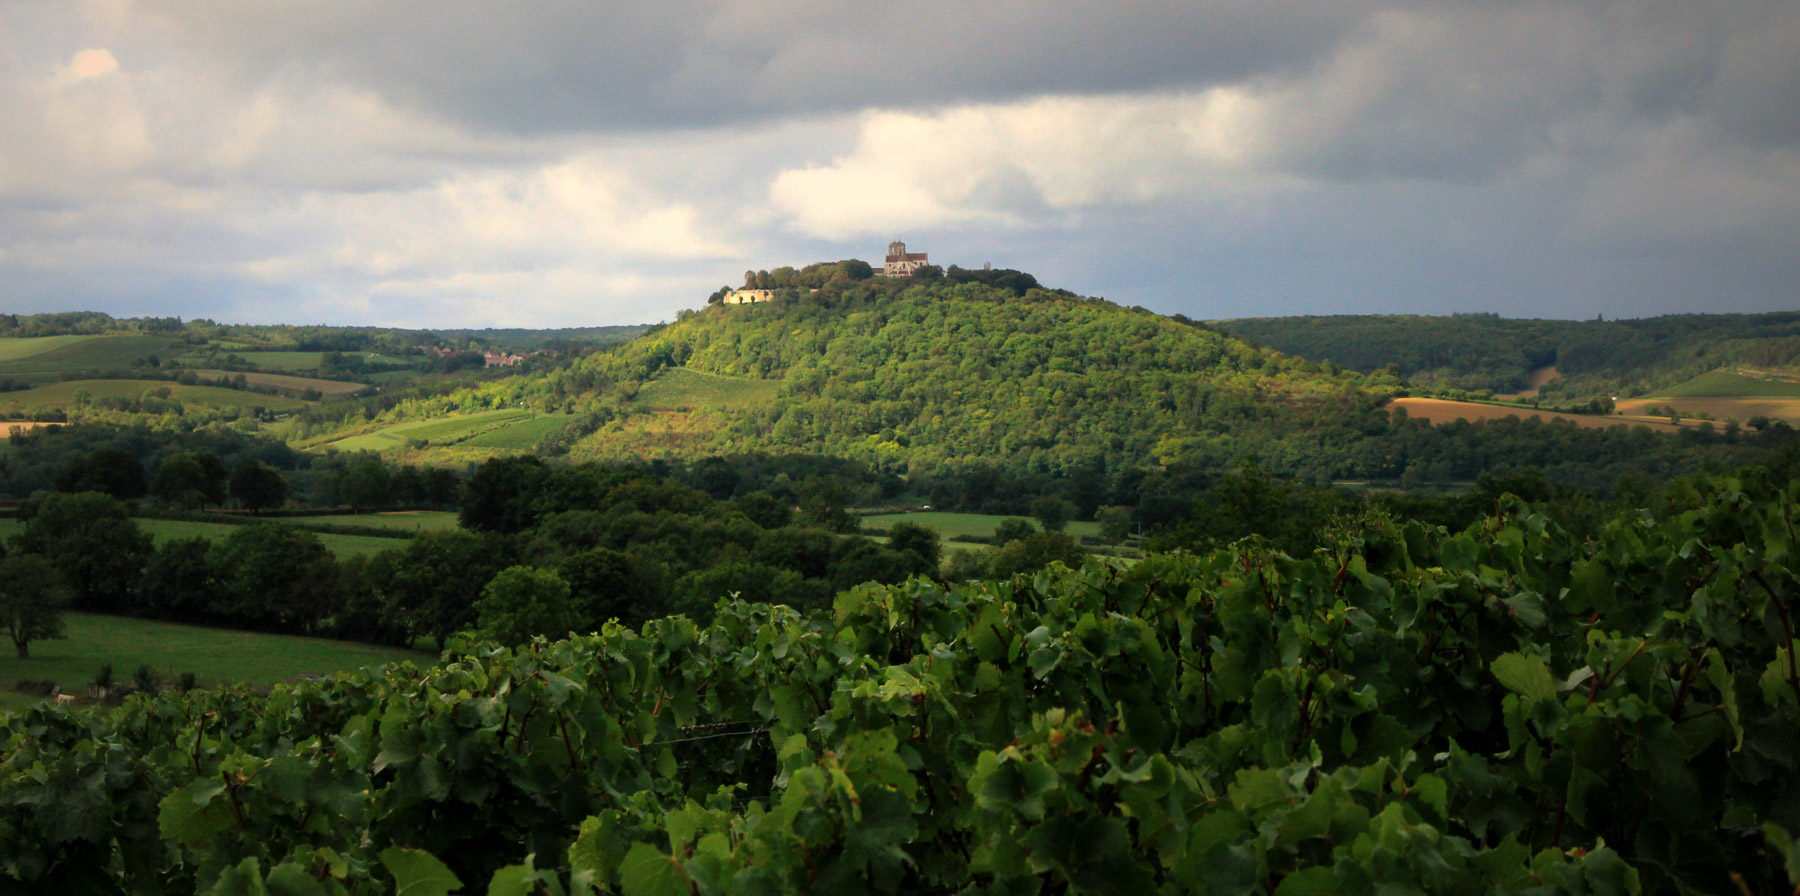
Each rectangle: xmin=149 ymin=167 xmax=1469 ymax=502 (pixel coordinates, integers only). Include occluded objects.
xmin=882 ymin=241 xmax=929 ymax=277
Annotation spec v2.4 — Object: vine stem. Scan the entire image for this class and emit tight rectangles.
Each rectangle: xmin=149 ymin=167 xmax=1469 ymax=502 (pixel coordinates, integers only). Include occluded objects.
xmin=1750 ymin=572 xmax=1800 ymax=709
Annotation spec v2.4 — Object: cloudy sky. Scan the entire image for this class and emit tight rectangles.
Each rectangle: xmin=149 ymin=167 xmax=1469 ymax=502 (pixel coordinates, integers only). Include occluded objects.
xmin=2 ymin=1 xmax=1797 ymax=327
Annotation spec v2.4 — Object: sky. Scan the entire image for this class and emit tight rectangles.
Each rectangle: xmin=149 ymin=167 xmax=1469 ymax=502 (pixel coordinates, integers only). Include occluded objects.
xmin=1 ymin=1 xmax=1797 ymax=328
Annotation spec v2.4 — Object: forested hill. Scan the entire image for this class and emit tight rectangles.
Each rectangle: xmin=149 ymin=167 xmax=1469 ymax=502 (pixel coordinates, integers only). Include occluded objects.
xmin=319 ymin=277 xmax=1396 ymax=473
xmin=1215 ymin=312 xmax=1800 ymax=400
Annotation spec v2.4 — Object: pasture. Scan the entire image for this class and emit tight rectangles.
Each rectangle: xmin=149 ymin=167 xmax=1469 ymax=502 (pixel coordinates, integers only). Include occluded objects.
xmin=860 ymin=510 xmax=1104 ymax=542
xmin=0 ymin=613 xmax=426 ymax=713
xmin=0 ymin=379 xmax=308 ymax=413
xmin=1390 ymin=397 xmax=1682 ymax=431
xmin=636 ymin=368 xmax=781 ymax=412
xmin=284 ymin=510 xmax=461 ymax=533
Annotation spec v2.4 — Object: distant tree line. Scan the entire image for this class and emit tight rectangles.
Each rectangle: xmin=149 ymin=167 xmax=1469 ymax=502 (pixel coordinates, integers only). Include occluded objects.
xmin=0 ymin=459 xmax=942 ymax=649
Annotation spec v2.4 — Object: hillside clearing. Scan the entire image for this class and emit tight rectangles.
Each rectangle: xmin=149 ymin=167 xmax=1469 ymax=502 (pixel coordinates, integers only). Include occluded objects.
xmin=319 ymin=408 xmax=539 ymax=452
xmin=635 ymin=368 xmax=781 ymax=412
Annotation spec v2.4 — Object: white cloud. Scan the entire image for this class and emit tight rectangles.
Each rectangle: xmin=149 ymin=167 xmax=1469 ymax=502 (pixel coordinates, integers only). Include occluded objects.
xmin=769 ymin=90 xmax=1274 ymax=238
xmin=62 ymin=47 xmax=120 ymax=82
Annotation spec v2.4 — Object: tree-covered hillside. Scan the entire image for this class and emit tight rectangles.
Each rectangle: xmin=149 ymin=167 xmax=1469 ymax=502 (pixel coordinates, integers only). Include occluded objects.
xmin=1216 ymin=312 xmax=1800 ymax=400
xmin=312 ymin=278 xmax=1398 ymax=475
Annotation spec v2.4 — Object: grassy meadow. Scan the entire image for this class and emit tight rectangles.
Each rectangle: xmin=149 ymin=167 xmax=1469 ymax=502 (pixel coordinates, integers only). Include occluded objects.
xmin=284 ymin=510 xmax=462 ymax=533
xmin=0 ymin=613 xmax=427 ymax=713
xmin=0 ymin=518 xmax=409 ymax=558
xmin=860 ymin=510 xmax=1104 ymax=542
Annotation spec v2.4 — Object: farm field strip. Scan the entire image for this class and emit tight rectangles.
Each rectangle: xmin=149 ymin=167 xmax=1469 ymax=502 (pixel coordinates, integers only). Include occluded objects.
xmin=0 ymin=612 xmax=426 ymax=713
xmin=234 ymin=351 xmax=420 ymax=372
xmin=1614 ymin=397 xmax=1800 ymax=423
xmin=283 ymin=510 xmax=461 ymax=532
xmin=0 ymin=379 xmax=308 ymax=412
xmin=0 ymin=335 xmax=184 ymax=377
xmin=0 ymin=335 xmax=95 ymax=362
xmin=185 ymin=369 xmax=366 ymax=396
xmin=323 ymin=408 xmax=541 ymax=451
xmin=1649 ymin=369 xmax=1800 ymax=399
xmin=1390 ymin=397 xmax=1683 ymax=430
xmin=457 ymin=413 xmax=573 ymax=449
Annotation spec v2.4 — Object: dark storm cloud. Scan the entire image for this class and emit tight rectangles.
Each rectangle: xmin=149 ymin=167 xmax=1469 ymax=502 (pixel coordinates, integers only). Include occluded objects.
xmin=144 ymin=0 xmax=1367 ymax=132
xmin=1 ymin=0 xmax=1795 ymax=327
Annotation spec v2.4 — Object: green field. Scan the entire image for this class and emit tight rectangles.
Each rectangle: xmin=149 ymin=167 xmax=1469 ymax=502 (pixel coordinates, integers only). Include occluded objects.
xmin=458 ymin=413 xmax=574 ymax=450
xmin=0 ymin=335 xmax=95 ymax=362
xmin=324 ymin=408 xmax=540 ymax=452
xmin=187 ymin=369 xmax=366 ymax=396
xmin=0 ymin=379 xmax=308 ymax=413
xmin=134 ymin=518 xmax=405 ymax=557
xmin=859 ymin=511 xmax=1104 ymax=542
xmin=0 ymin=613 xmax=426 ymax=713
xmin=0 ymin=335 xmax=185 ymax=379
xmin=1651 ymin=369 xmax=1800 ymax=399
xmin=636 ymin=368 xmax=781 ymax=411
xmin=3 ymin=517 xmax=405 ymax=557
xmin=237 ymin=351 xmax=418 ymax=372
xmin=284 ymin=510 xmax=461 ymax=533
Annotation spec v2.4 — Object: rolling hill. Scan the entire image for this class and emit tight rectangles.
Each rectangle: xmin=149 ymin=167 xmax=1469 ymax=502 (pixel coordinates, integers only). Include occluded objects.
xmin=312 ymin=277 xmax=1395 ymax=473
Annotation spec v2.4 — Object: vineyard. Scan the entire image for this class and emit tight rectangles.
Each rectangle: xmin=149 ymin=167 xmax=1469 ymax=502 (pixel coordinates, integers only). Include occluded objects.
xmin=4 ymin=474 xmax=1800 ymax=893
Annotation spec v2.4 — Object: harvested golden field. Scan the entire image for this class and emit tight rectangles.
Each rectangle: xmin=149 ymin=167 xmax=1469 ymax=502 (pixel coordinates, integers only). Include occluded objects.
xmin=0 ymin=420 xmax=53 ymax=436
xmin=1615 ymin=397 xmax=1800 ymax=424
xmin=1391 ymin=397 xmax=1682 ymax=431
